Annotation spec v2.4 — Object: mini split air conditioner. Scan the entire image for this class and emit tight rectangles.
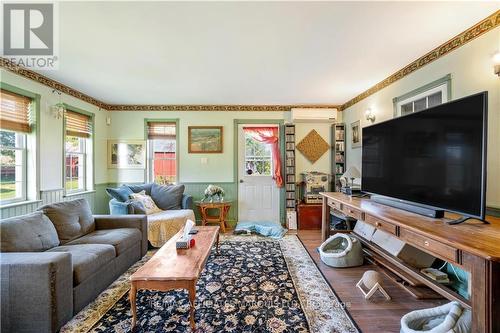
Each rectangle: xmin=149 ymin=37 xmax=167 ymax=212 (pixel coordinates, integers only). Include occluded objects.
xmin=291 ymin=108 xmax=338 ymax=123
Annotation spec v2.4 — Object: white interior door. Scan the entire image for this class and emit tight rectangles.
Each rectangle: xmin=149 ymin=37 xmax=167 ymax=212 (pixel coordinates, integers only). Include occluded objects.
xmin=238 ymin=124 xmax=280 ymax=223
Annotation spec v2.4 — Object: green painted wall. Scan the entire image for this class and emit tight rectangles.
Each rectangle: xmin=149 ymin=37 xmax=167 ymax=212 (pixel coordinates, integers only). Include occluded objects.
xmin=107 ymin=111 xmax=291 ymax=183
xmin=0 ymin=70 xmax=109 ymax=189
xmin=100 ymin=182 xmax=238 ymax=226
xmin=342 ymin=28 xmax=500 ymax=209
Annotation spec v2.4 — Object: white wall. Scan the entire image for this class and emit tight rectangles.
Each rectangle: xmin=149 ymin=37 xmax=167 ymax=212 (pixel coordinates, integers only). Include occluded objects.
xmin=0 ymin=70 xmax=109 ymax=189
xmin=342 ymin=27 xmax=500 ymax=208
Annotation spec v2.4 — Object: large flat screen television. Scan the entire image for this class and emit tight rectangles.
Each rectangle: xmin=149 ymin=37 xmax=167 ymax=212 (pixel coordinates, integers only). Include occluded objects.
xmin=362 ymin=92 xmax=487 ymax=220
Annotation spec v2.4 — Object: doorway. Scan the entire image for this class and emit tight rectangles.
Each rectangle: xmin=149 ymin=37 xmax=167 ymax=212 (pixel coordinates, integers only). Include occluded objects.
xmin=237 ymin=124 xmax=280 ymax=224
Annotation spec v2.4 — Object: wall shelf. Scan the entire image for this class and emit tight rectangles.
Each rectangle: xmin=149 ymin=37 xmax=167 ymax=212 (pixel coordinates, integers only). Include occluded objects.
xmin=332 ymin=123 xmax=346 ymax=191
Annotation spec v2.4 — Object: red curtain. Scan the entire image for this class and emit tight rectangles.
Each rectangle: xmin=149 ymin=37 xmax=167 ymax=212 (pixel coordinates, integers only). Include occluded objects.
xmin=243 ymin=127 xmax=283 ymax=187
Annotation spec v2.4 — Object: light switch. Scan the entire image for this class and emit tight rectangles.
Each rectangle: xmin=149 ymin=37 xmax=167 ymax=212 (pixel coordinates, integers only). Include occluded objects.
xmin=201 ymin=158 xmax=208 ymax=165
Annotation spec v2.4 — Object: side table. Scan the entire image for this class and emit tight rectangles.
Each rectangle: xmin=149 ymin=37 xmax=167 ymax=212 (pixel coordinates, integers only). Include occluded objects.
xmin=195 ymin=201 xmax=232 ymax=233
xmin=297 ymin=202 xmax=322 ymax=229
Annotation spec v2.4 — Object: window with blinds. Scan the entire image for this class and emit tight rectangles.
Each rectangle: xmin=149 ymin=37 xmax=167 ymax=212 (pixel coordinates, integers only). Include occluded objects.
xmin=64 ymin=110 xmax=92 ymax=193
xmin=65 ymin=110 xmax=92 ymax=137
xmin=0 ymin=89 xmax=33 ymax=203
xmin=0 ymin=89 xmax=33 ymax=133
xmin=147 ymin=122 xmax=176 ymax=139
xmin=147 ymin=122 xmax=177 ymax=184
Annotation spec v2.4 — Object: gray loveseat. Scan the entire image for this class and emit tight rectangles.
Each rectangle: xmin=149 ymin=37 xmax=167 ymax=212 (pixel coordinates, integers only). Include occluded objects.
xmin=0 ymin=198 xmax=147 ymax=333
xmin=108 ymin=183 xmax=195 ymax=247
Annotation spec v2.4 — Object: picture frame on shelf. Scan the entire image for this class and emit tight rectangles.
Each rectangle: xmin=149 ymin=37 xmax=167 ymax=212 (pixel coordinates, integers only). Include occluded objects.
xmin=351 ymin=120 xmax=361 ymax=148
xmin=188 ymin=126 xmax=223 ymax=153
xmin=107 ymin=140 xmax=146 ymax=169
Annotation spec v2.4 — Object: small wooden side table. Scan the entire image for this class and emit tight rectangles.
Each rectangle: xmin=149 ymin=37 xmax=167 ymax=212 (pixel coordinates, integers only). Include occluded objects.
xmin=195 ymin=201 xmax=232 ymax=233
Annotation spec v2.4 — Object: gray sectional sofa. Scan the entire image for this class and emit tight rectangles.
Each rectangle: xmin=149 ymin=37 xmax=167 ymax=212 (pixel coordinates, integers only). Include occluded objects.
xmin=0 ymin=198 xmax=148 ymax=333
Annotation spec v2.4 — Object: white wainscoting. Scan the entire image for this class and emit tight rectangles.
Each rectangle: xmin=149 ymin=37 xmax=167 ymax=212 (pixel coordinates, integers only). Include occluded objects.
xmin=0 ymin=189 xmax=96 ymax=219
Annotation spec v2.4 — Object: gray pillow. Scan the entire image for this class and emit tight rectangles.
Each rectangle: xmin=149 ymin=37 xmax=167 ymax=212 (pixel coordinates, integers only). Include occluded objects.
xmin=0 ymin=212 xmax=60 ymax=252
xmin=106 ymin=185 xmax=133 ymax=202
xmin=127 ymin=183 xmax=154 ymax=195
xmin=38 ymin=198 xmax=95 ymax=244
xmin=151 ymin=183 xmax=185 ymax=210
xmin=128 ymin=199 xmax=147 ymax=215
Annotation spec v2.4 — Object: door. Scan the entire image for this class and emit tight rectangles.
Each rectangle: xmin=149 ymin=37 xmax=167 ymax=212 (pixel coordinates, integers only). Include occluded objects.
xmin=238 ymin=124 xmax=280 ymax=223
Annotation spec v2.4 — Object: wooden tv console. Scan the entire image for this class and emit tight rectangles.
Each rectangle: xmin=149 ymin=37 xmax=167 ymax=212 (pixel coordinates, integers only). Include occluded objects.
xmin=320 ymin=192 xmax=500 ymax=333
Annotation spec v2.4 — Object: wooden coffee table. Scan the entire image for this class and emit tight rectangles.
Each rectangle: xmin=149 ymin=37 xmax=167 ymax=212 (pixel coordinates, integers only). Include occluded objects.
xmin=129 ymin=225 xmax=220 ymax=330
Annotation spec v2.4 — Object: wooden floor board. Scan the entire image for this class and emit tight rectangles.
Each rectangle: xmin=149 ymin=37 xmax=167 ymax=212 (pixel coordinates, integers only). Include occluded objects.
xmin=296 ymin=230 xmax=446 ymax=333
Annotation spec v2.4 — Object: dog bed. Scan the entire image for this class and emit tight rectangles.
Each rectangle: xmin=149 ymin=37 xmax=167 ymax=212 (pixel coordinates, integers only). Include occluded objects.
xmin=400 ymin=301 xmax=471 ymax=333
xmin=318 ymin=233 xmax=363 ymax=267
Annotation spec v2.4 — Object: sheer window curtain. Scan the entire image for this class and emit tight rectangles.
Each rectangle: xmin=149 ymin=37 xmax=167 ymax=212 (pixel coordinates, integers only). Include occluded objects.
xmin=243 ymin=126 xmax=283 ymax=187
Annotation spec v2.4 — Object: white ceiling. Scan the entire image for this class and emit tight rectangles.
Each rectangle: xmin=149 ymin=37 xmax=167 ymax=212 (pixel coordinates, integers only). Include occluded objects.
xmin=37 ymin=1 xmax=499 ymax=105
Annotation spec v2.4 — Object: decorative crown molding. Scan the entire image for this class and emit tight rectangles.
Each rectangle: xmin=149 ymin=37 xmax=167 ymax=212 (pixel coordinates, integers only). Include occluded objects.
xmin=0 ymin=57 xmax=109 ymax=109
xmin=106 ymin=104 xmax=340 ymax=112
xmin=1 ymin=58 xmax=339 ymax=111
xmin=340 ymin=10 xmax=500 ymax=111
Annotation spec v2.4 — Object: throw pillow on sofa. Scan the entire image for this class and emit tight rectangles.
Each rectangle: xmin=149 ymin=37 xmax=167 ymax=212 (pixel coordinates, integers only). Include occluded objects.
xmin=38 ymin=198 xmax=95 ymax=244
xmin=128 ymin=199 xmax=147 ymax=214
xmin=151 ymin=183 xmax=185 ymax=210
xmin=129 ymin=190 xmax=162 ymax=215
xmin=0 ymin=212 xmax=60 ymax=252
xmin=127 ymin=183 xmax=154 ymax=195
xmin=106 ymin=185 xmax=134 ymax=202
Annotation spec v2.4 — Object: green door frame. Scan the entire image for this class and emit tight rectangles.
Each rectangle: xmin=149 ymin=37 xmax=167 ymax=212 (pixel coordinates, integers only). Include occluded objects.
xmin=233 ymin=119 xmax=286 ymax=225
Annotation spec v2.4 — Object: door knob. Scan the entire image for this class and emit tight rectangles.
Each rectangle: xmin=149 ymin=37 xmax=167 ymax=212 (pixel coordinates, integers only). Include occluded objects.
xmin=239 ymin=179 xmax=244 ymax=183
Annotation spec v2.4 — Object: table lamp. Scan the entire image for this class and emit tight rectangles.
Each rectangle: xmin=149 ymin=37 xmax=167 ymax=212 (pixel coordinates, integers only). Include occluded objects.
xmin=342 ymin=166 xmax=361 ymax=188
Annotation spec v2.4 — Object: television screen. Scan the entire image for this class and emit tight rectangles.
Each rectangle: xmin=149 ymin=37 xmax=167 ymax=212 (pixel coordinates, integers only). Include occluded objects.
xmin=362 ymin=92 xmax=487 ymax=218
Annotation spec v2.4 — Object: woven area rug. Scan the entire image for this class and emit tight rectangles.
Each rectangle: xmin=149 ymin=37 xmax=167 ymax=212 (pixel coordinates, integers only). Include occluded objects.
xmin=60 ymin=235 xmax=359 ymax=333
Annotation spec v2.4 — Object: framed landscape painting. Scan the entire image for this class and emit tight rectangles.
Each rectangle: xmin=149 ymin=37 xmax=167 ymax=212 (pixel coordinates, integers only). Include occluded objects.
xmin=351 ymin=121 xmax=361 ymax=148
xmin=108 ymin=140 xmax=146 ymax=168
xmin=188 ymin=126 xmax=223 ymax=153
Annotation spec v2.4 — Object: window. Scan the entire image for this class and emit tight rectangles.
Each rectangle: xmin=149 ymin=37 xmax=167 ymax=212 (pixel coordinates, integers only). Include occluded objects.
xmin=0 ymin=131 xmax=26 ymax=202
xmin=0 ymin=89 xmax=32 ymax=204
xmin=147 ymin=122 xmax=177 ymax=184
xmin=65 ymin=135 xmax=86 ymax=192
xmin=244 ymin=132 xmax=272 ymax=176
xmin=64 ymin=110 xmax=93 ymax=193
xmin=399 ymin=89 xmax=443 ymax=116
xmin=394 ymin=75 xmax=451 ymax=117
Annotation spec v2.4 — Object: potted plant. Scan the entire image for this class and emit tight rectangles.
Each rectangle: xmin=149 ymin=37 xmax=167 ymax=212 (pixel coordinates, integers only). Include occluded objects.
xmin=203 ymin=184 xmax=225 ymax=202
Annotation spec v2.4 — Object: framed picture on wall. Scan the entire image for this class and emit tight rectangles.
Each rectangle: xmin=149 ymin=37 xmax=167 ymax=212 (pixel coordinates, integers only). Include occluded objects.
xmin=351 ymin=121 xmax=361 ymax=148
xmin=188 ymin=126 xmax=223 ymax=153
xmin=107 ymin=140 xmax=146 ymax=169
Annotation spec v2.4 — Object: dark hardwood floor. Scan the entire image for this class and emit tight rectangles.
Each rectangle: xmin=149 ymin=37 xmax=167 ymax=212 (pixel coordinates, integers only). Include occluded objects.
xmin=296 ymin=230 xmax=446 ymax=333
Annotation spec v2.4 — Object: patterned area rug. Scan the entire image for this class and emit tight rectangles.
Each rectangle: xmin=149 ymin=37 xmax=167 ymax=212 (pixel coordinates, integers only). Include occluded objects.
xmin=61 ymin=235 xmax=358 ymax=333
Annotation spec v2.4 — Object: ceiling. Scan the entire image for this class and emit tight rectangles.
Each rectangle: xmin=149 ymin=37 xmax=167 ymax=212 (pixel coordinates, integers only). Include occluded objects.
xmin=36 ymin=1 xmax=499 ymax=105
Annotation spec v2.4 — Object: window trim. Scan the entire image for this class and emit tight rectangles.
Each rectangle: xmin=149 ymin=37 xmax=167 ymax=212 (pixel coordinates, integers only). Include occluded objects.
xmin=144 ymin=118 xmax=179 ymax=183
xmin=63 ymin=104 xmax=95 ymax=196
xmin=0 ymin=82 xmax=40 ymax=203
xmin=393 ymin=74 xmax=451 ymax=117
xmin=0 ymin=131 xmax=27 ymax=204
xmin=65 ymin=136 xmax=86 ymax=193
